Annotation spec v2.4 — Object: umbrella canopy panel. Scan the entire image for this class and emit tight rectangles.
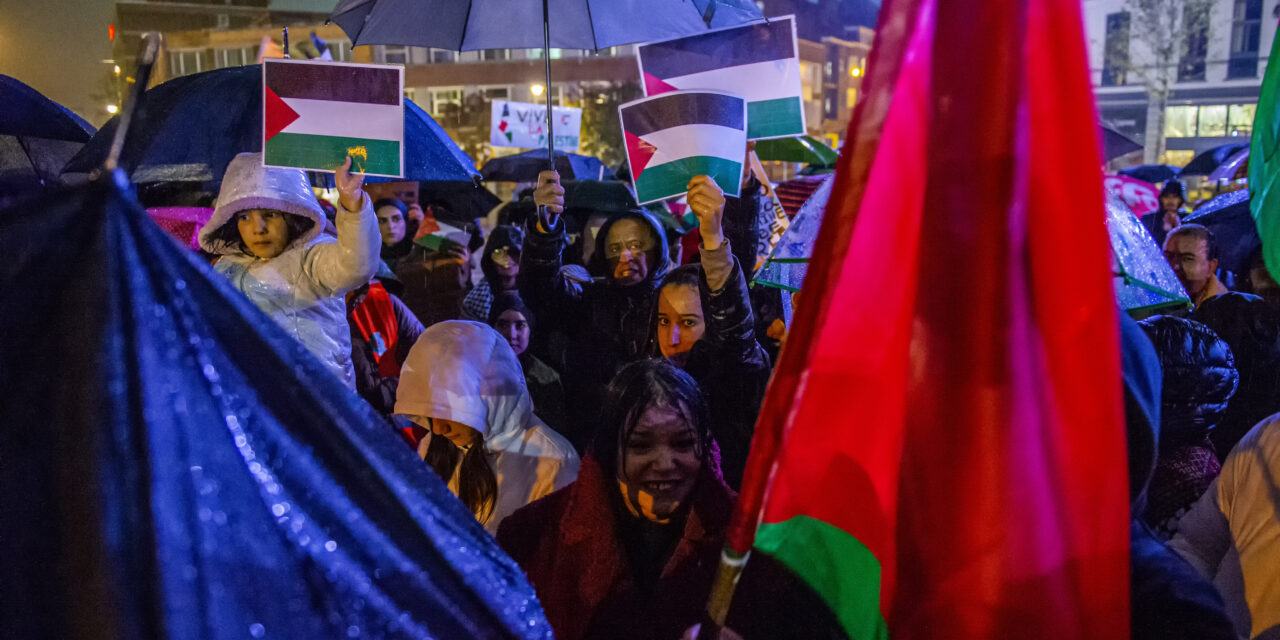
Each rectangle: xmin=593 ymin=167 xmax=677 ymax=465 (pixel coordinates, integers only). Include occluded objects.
xmin=753 ymin=175 xmax=834 ymax=291
xmin=1179 ymin=142 xmax=1249 ymax=177
xmin=481 ymin=149 xmax=615 ymax=182
xmin=753 ymin=135 xmax=839 ymax=166
xmin=331 ymin=0 xmax=764 ymax=49
xmin=1183 ymin=187 xmax=1261 ymax=277
xmin=1106 ymin=191 xmax=1189 ymax=313
xmin=1118 ymin=164 xmax=1181 ymax=184
xmin=0 ymin=74 xmax=95 ymax=142
xmin=1100 ymin=125 xmax=1142 ymax=161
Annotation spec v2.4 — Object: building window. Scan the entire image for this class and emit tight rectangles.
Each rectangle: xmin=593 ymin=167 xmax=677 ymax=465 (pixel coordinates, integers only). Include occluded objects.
xmin=486 ymin=87 xmax=509 ymax=100
xmin=1178 ymin=3 xmax=1209 ymax=81
xmin=1165 ymin=105 xmax=1198 ymax=138
xmin=431 ymin=48 xmax=458 ymax=64
xmin=326 ymin=41 xmax=352 ymax=62
xmin=1228 ymin=0 xmax=1263 ymax=78
xmin=215 ymin=48 xmax=247 ymax=68
xmin=1229 ymin=104 xmax=1257 ymax=136
xmin=846 ymin=87 xmax=857 ymax=109
xmin=481 ymin=49 xmax=508 ymax=62
xmin=383 ymin=45 xmax=408 ymax=65
xmin=431 ymin=88 xmax=463 ymax=115
xmin=824 ymin=61 xmax=833 ymax=78
xmin=1102 ymin=12 xmax=1130 ymax=87
xmin=1198 ymin=105 xmax=1227 ymax=137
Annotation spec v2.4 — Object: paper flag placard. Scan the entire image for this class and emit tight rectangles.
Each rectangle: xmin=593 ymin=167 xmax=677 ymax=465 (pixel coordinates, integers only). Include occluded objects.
xmin=263 ymin=58 xmax=404 ymax=178
xmin=637 ymin=15 xmax=804 ymax=141
xmin=619 ymin=90 xmax=747 ymax=205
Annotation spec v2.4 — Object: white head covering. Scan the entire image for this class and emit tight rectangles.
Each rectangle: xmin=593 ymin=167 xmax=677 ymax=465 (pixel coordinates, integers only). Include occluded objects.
xmin=394 ymin=321 xmax=535 ymax=448
xmin=199 ymin=152 xmax=325 ymax=255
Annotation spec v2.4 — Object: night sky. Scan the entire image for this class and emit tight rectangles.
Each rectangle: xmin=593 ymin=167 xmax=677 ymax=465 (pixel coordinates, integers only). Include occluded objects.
xmin=1 ymin=0 xmax=115 ymax=124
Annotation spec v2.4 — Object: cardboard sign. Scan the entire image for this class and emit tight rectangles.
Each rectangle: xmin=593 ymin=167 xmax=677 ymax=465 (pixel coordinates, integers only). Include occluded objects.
xmin=490 ymin=100 xmax=582 ymax=150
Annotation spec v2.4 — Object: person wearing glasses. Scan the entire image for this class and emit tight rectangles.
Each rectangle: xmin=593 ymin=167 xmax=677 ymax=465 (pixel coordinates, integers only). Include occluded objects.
xmin=462 ymin=224 xmax=524 ymax=322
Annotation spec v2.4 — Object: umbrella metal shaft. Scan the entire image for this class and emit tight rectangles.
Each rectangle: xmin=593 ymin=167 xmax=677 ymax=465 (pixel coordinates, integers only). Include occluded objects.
xmin=542 ymin=0 xmax=554 ymax=168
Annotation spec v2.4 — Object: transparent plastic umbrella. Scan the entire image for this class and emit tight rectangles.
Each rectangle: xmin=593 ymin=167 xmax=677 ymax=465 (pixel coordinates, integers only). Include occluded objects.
xmin=752 ymin=175 xmax=834 ymax=291
xmin=1106 ymin=190 xmax=1189 ymax=313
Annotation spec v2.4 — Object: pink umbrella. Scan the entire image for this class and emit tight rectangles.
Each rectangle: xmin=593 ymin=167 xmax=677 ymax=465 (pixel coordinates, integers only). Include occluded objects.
xmin=146 ymin=206 xmax=213 ymax=250
xmin=1103 ymin=174 xmax=1160 ymax=216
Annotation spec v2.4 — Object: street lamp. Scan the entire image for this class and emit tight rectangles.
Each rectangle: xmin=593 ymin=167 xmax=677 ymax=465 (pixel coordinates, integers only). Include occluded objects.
xmin=531 ymin=83 xmax=545 ymax=97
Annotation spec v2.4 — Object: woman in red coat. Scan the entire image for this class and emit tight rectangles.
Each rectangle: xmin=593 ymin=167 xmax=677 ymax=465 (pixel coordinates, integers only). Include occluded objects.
xmin=496 ymin=359 xmax=845 ymax=640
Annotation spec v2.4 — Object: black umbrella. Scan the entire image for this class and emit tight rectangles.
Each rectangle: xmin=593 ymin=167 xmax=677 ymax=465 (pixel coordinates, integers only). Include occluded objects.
xmin=1100 ymin=124 xmax=1142 ymax=161
xmin=1182 ymin=188 xmax=1260 ymax=278
xmin=418 ymin=179 xmax=503 ymax=222
xmin=0 ymin=174 xmax=553 ymax=640
xmin=0 ymin=75 xmax=96 ymax=196
xmin=481 ymin=149 xmax=616 ymax=182
xmin=1178 ymin=143 xmax=1250 ymax=178
xmin=1118 ymin=164 xmax=1181 ymax=184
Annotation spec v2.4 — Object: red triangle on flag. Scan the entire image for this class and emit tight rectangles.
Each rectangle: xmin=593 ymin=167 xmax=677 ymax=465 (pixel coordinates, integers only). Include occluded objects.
xmin=643 ymin=72 xmax=680 ymax=95
xmin=264 ymin=86 xmax=300 ymax=141
xmin=625 ymin=131 xmax=657 ymax=179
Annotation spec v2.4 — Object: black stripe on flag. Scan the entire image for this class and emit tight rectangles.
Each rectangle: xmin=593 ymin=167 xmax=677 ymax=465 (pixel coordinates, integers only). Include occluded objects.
xmin=264 ymin=61 xmax=400 ymax=106
xmin=623 ymin=92 xmax=744 ymax=137
xmin=640 ymin=17 xmax=795 ymax=80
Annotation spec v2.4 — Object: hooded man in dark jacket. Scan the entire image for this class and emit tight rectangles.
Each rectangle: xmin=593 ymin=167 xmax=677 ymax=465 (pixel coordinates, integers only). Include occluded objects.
xmin=521 ymin=170 xmax=672 ymax=450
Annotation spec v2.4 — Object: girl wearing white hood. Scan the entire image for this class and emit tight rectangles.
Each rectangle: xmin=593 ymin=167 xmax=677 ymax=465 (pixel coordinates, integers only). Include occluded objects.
xmin=396 ymin=321 xmax=580 ymax=534
xmin=199 ymin=153 xmax=380 ymax=387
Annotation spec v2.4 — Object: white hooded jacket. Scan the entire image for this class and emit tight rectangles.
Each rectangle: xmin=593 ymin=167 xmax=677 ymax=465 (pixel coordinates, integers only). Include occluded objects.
xmin=395 ymin=321 xmax=580 ymax=534
xmin=198 ymin=152 xmax=380 ymax=387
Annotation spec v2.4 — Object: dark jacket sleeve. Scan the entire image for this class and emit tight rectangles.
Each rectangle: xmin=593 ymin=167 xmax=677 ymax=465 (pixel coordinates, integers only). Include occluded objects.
xmin=518 ymin=217 xmax=588 ymax=337
xmin=391 ymin=293 xmax=425 ymax=365
xmin=722 ymin=178 xmax=764 ymax=276
xmin=700 ymin=241 xmax=768 ymax=372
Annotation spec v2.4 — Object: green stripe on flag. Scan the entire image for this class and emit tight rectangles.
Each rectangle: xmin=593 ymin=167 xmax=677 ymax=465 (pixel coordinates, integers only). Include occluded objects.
xmin=755 ymin=516 xmax=889 ymax=640
xmin=265 ymin=133 xmax=401 ymax=176
xmin=748 ymin=97 xmax=805 ymax=139
xmin=635 ymin=156 xmax=743 ymax=204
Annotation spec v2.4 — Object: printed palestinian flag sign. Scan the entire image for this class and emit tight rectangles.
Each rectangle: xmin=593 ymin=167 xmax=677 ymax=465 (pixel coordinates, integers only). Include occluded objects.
xmin=412 ymin=215 xmax=468 ymax=251
xmin=262 ymin=59 xmax=404 ymax=178
xmin=619 ymin=90 xmax=747 ymax=205
xmin=637 ymin=15 xmax=803 ymax=140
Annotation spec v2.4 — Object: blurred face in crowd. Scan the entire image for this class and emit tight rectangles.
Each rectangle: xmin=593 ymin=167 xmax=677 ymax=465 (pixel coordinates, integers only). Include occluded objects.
xmin=606 ymin=219 xmax=654 ymax=286
xmin=236 ymin=208 xmax=290 ymax=260
xmin=1160 ymin=193 xmax=1183 ymax=214
xmin=491 ymin=246 xmax=520 ymax=290
xmin=657 ymin=284 xmax=705 ymax=368
xmin=494 ymin=309 xmax=531 ymax=356
xmin=1164 ymin=233 xmax=1217 ymax=298
xmin=619 ymin=405 xmax=701 ymax=520
xmin=376 ymin=204 xmax=407 ymax=246
xmin=427 ymin=417 xmax=481 ymax=448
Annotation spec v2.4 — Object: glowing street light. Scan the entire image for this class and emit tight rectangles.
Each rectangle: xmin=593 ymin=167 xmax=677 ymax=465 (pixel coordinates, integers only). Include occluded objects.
xmin=106 ymin=104 xmax=119 ymax=114
xmin=530 ymin=83 xmax=545 ymax=97
xmin=850 ymin=66 xmax=862 ymax=78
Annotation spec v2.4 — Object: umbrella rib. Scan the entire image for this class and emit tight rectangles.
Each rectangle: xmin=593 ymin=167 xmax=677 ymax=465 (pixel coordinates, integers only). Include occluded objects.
xmin=585 ymin=0 xmax=599 ymax=50
xmin=13 ymin=135 xmax=45 ymax=185
xmin=458 ymin=0 xmax=474 ymax=50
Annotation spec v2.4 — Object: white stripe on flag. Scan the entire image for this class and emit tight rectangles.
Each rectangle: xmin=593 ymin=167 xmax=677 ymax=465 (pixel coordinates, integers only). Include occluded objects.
xmin=661 ymin=58 xmax=801 ymax=103
xmin=643 ymin=123 xmax=748 ymax=168
xmin=279 ymin=97 xmax=403 ymax=141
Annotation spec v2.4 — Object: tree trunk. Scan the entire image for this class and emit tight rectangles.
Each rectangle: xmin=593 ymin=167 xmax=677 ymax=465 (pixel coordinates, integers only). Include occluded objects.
xmin=1143 ymin=90 xmax=1168 ymax=164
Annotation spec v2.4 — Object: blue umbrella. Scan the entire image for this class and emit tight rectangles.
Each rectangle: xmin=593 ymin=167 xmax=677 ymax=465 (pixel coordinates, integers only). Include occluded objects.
xmin=1183 ymin=188 xmax=1260 ymax=278
xmin=329 ymin=0 xmax=763 ymax=167
xmin=481 ymin=149 xmax=615 ymax=182
xmin=0 ymin=75 xmax=96 ymax=195
xmin=1119 ymin=164 xmax=1181 ymax=184
xmin=63 ymin=65 xmax=478 ymax=185
xmin=1106 ymin=191 xmax=1189 ymax=313
xmin=0 ymin=174 xmax=552 ymax=639
xmin=1100 ymin=124 xmax=1142 ymax=161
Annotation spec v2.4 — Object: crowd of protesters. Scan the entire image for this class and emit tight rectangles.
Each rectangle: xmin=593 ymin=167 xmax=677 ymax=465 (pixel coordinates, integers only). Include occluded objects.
xmin=189 ymin=146 xmax=1280 ymax=639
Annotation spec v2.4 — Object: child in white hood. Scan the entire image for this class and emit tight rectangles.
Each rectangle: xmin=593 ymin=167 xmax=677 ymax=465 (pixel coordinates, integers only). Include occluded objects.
xmin=199 ymin=153 xmax=380 ymax=387
xmin=395 ymin=321 xmax=579 ymax=534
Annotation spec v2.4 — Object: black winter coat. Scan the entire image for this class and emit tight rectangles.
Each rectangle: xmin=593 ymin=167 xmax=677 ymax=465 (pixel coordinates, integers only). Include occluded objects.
xmin=1191 ymin=292 xmax=1280 ymax=458
xmin=519 ymin=210 xmax=670 ymax=451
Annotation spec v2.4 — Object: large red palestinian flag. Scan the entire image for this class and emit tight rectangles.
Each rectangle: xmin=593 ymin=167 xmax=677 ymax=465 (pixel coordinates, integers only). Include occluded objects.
xmin=725 ymin=0 xmax=1131 ymax=636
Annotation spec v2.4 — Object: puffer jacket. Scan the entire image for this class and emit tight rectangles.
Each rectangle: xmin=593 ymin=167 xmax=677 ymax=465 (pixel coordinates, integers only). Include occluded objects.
xmin=394 ymin=321 xmax=579 ymax=534
xmin=1191 ymin=292 xmax=1280 ymax=458
xmin=1120 ymin=314 xmax=1237 ymax=640
xmin=519 ymin=209 xmax=670 ymax=450
xmin=646 ymin=241 xmax=769 ymax=490
xmin=1137 ymin=315 xmax=1239 ymax=536
xmin=199 ymin=152 xmax=380 ymax=388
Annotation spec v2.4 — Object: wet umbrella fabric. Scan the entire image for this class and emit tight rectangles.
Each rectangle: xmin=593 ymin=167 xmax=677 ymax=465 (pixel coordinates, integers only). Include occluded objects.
xmin=1183 ymin=188 xmax=1261 ymax=278
xmin=0 ymin=75 xmax=96 ymax=194
xmin=1179 ymin=143 xmax=1249 ymax=178
xmin=480 ymin=149 xmax=615 ymax=182
xmin=62 ymin=66 xmax=478 ymax=185
xmin=419 ymin=180 xmax=503 ymax=221
xmin=1119 ymin=164 xmax=1181 ymax=184
xmin=0 ymin=176 xmax=552 ymax=640
xmin=1100 ymin=124 xmax=1142 ymax=161
xmin=1106 ymin=190 xmax=1189 ymax=313
xmin=1207 ymin=147 xmax=1250 ymax=183
xmin=753 ymin=175 xmax=834 ymax=292
xmin=329 ymin=0 xmax=764 ymax=50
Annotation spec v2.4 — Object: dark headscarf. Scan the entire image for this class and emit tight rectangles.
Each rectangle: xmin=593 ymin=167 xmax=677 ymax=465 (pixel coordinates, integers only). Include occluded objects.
xmin=487 ymin=290 xmax=535 ymax=330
